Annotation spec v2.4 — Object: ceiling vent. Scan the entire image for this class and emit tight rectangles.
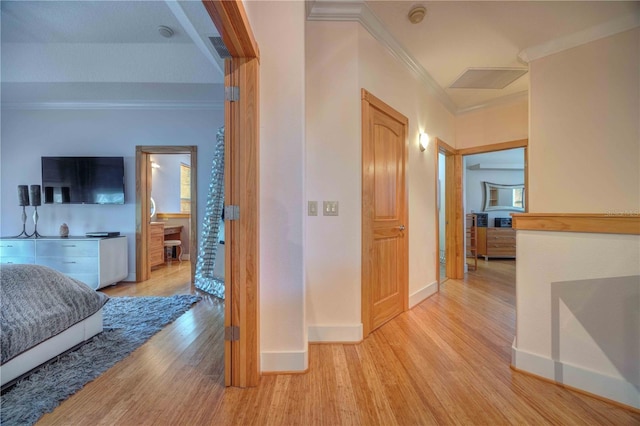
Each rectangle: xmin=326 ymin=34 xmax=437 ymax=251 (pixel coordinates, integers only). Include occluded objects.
xmin=450 ymin=68 xmax=528 ymax=89
xmin=209 ymin=36 xmax=231 ymax=59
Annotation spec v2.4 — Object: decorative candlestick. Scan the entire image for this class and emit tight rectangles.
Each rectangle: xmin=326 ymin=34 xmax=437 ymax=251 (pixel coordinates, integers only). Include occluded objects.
xmin=29 ymin=185 xmax=43 ymax=238
xmin=13 ymin=185 xmax=31 ymax=237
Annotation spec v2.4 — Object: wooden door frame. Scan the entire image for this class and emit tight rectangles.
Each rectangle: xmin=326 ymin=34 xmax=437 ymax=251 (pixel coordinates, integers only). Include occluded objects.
xmin=136 ymin=0 xmax=260 ymax=388
xmin=436 ymin=138 xmax=529 ymax=283
xmin=435 ymin=138 xmax=464 ymax=283
xmin=361 ymin=89 xmax=409 ymax=338
xmin=203 ymin=0 xmax=260 ymax=388
xmin=135 ymin=146 xmax=198 ymax=283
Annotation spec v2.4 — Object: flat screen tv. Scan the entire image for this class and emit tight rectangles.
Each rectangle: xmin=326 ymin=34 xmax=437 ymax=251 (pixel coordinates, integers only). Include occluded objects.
xmin=42 ymin=156 xmax=125 ymax=204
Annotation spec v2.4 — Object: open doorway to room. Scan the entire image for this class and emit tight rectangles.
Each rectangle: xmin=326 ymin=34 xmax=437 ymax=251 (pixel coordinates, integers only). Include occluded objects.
xmin=463 ymin=148 xmax=524 ymax=262
xmin=136 ymin=146 xmax=198 ymax=283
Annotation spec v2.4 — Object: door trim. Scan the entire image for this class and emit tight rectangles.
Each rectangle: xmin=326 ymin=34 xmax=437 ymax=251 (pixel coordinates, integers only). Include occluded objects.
xmin=439 ymin=138 xmax=529 ymax=281
xmin=435 ymin=138 xmax=464 ymax=282
xmin=135 ymin=146 xmax=197 ymax=283
xmin=203 ymin=0 xmax=260 ymax=388
xmin=361 ymin=89 xmax=409 ymax=338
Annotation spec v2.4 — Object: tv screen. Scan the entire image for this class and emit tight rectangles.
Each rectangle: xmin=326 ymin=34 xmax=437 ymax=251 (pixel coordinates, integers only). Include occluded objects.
xmin=42 ymin=157 xmax=125 ymax=204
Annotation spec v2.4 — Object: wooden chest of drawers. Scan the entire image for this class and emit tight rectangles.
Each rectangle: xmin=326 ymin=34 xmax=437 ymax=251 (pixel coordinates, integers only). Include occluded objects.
xmin=149 ymin=222 xmax=165 ymax=268
xmin=477 ymin=227 xmax=516 ymax=259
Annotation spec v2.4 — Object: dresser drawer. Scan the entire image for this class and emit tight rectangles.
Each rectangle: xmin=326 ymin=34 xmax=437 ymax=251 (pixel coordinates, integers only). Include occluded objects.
xmin=0 ymin=240 xmax=35 ymax=257
xmin=36 ymin=240 xmax=99 ymax=257
xmin=37 ymin=256 xmax=98 ymax=274
xmin=0 ymin=257 xmax=35 ymax=265
xmin=486 ymin=247 xmax=516 ymax=257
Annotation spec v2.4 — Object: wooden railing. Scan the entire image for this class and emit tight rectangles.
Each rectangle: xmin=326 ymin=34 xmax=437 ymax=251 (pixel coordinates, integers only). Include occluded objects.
xmin=512 ymin=213 xmax=640 ymax=235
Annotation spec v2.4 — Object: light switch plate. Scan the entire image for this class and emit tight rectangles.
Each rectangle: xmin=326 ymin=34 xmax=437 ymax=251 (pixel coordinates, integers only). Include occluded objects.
xmin=308 ymin=201 xmax=318 ymax=216
xmin=323 ymin=201 xmax=339 ymax=216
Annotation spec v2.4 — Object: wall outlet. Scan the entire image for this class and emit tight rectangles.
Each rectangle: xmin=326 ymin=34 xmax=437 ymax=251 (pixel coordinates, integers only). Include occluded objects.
xmin=308 ymin=201 xmax=318 ymax=216
xmin=323 ymin=201 xmax=339 ymax=216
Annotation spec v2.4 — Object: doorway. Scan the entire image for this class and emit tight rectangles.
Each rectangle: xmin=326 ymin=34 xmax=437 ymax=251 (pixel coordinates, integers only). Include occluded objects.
xmin=135 ymin=146 xmax=198 ymax=283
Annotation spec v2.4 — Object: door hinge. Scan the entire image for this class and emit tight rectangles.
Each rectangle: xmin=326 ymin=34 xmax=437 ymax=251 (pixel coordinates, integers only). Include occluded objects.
xmin=225 ymin=205 xmax=240 ymax=221
xmin=225 ymin=325 xmax=240 ymax=341
xmin=225 ymin=86 xmax=239 ymax=102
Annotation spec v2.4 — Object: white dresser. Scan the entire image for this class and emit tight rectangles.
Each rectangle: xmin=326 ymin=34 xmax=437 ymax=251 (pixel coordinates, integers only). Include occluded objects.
xmin=0 ymin=236 xmax=128 ymax=290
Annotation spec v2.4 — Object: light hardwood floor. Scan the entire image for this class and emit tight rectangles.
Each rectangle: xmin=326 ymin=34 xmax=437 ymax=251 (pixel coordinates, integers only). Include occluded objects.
xmin=38 ymin=260 xmax=639 ymax=425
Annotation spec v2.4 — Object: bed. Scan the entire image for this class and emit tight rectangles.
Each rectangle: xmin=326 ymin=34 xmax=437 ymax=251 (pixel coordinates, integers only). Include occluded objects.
xmin=1 ymin=264 xmax=108 ymax=388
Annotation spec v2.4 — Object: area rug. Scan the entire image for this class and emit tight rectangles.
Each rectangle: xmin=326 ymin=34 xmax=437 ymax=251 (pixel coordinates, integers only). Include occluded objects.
xmin=0 ymin=295 xmax=201 ymax=426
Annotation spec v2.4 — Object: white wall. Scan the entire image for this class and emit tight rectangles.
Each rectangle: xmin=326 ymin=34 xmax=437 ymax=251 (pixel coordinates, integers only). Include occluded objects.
xmin=244 ymin=0 xmax=307 ymax=372
xmin=0 ymin=107 xmax=223 ymax=280
xmin=515 ymin=28 xmax=640 ymax=408
xmin=304 ymin=20 xmax=456 ymax=343
xmin=455 ymin=98 xmax=528 ymax=150
xmin=528 ymin=28 xmax=639 ymax=213
xmin=151 ymin=153 xmax=190 ymax=214
xmin=514 ymin=231 xmax=640 ymax=408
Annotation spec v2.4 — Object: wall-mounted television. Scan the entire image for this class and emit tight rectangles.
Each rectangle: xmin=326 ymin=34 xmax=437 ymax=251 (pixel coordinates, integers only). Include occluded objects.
xmin=42 ymin=156 xmax=125 ymax=204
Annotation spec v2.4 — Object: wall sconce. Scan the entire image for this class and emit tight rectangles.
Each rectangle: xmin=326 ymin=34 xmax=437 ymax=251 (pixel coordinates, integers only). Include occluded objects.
xmin=151 ymin=161 xmax=160 ymax=169
xmin=419 ymin=132 xmax=430 ymax=152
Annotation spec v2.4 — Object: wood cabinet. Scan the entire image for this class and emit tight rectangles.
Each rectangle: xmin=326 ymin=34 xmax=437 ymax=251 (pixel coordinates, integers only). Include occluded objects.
xmin=477 ymin=227 xmax=516 ymax=260
xmin=149 ymin=222 xmax=165 ymax=268
xmin=0 ymin=236 xmax=128 ymax=289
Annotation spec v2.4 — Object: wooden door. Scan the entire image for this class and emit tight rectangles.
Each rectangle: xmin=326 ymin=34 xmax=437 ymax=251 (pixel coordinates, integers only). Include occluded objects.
xmin=361 ymin=89 xmax=408 ymax=338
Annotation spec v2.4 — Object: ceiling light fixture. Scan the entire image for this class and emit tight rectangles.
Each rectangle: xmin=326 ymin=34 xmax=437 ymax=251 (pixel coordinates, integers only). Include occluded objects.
xmin=158 ymin=25 xmax=174 ymax=38
xmin=408 ymin=6 xmax=427 ymax=24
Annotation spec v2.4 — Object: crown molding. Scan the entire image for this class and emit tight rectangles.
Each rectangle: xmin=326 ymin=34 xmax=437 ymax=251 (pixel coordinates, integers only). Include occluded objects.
xmin=518 ymin=13 xmax=640 ymax=63
xmin=2 ymin=100 xmax=225 ymax=111
xmin=307 ymin=0 xmax=458 ymax=114
xmin=456 ymin=91 xmax=528 ymax=115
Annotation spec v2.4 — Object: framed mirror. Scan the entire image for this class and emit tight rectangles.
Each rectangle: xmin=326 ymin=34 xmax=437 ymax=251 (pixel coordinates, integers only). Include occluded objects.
xmin=483 ymin=182 xmax=525 ymax=212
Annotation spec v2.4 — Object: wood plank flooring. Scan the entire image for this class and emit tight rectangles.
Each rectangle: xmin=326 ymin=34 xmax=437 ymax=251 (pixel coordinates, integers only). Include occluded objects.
xmin=38 ymin=260 xmax=639 ymax=425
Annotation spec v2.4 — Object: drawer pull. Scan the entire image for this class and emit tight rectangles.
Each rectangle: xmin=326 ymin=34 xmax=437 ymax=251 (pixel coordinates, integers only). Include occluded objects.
xmin=62 ymin=245 xmax=77 ymax=248
xmin=62 ymin=261 xmax=77 ymax=264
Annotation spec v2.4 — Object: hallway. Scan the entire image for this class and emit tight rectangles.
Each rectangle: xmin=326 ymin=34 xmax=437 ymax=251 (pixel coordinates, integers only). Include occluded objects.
xmin=40 ymin=260 xmax=639 ymax=425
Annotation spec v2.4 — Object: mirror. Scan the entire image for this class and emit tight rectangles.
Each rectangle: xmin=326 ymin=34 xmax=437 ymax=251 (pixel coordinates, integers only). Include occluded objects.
xmin=483 ymin=182 xmax=525 ymax=212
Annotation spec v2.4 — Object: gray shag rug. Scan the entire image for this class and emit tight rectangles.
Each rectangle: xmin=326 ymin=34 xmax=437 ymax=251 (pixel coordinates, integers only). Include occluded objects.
xmin=1 ymin=295 xmax=201 ymax=426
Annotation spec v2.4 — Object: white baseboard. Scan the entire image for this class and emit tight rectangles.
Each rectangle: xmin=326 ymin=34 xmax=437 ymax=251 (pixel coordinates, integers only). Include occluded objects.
xmin=261 ymin=349 xmax=308 ymax=373
xmin=512 ymin=344 xmax=640 ymax=409
xmin=308 ymin=324 xmax=363 ymax=343
xmin=409 ymin=281 xmax=438 ymax=308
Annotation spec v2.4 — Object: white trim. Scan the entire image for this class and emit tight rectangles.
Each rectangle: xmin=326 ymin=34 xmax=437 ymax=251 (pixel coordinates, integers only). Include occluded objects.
xmin=261 ymin=349 xmax=309 ymax=373
xmin=518 ymin=14 xmax=640 ymax=63
xmin=308 ymin=324 xmax=363 ymax=342
xmin=409 ymin=281 xmax=438 ymax=308
xmin=2 ymin=101 xmax=225 ymax=111
xmin=512 ymin=344 xmax=640 ymax=409
xmin=307 ymin=0 xmax=457 ymax=114
xmin=123 ymin=272 xmax=137 ymax=282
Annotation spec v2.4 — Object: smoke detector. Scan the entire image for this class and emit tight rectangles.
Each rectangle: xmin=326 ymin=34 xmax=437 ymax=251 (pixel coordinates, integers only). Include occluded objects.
xmin=158 ymin=25 xmax=174 ymax=38
xmin=408 ymin=6 xmax=427 ymax=24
